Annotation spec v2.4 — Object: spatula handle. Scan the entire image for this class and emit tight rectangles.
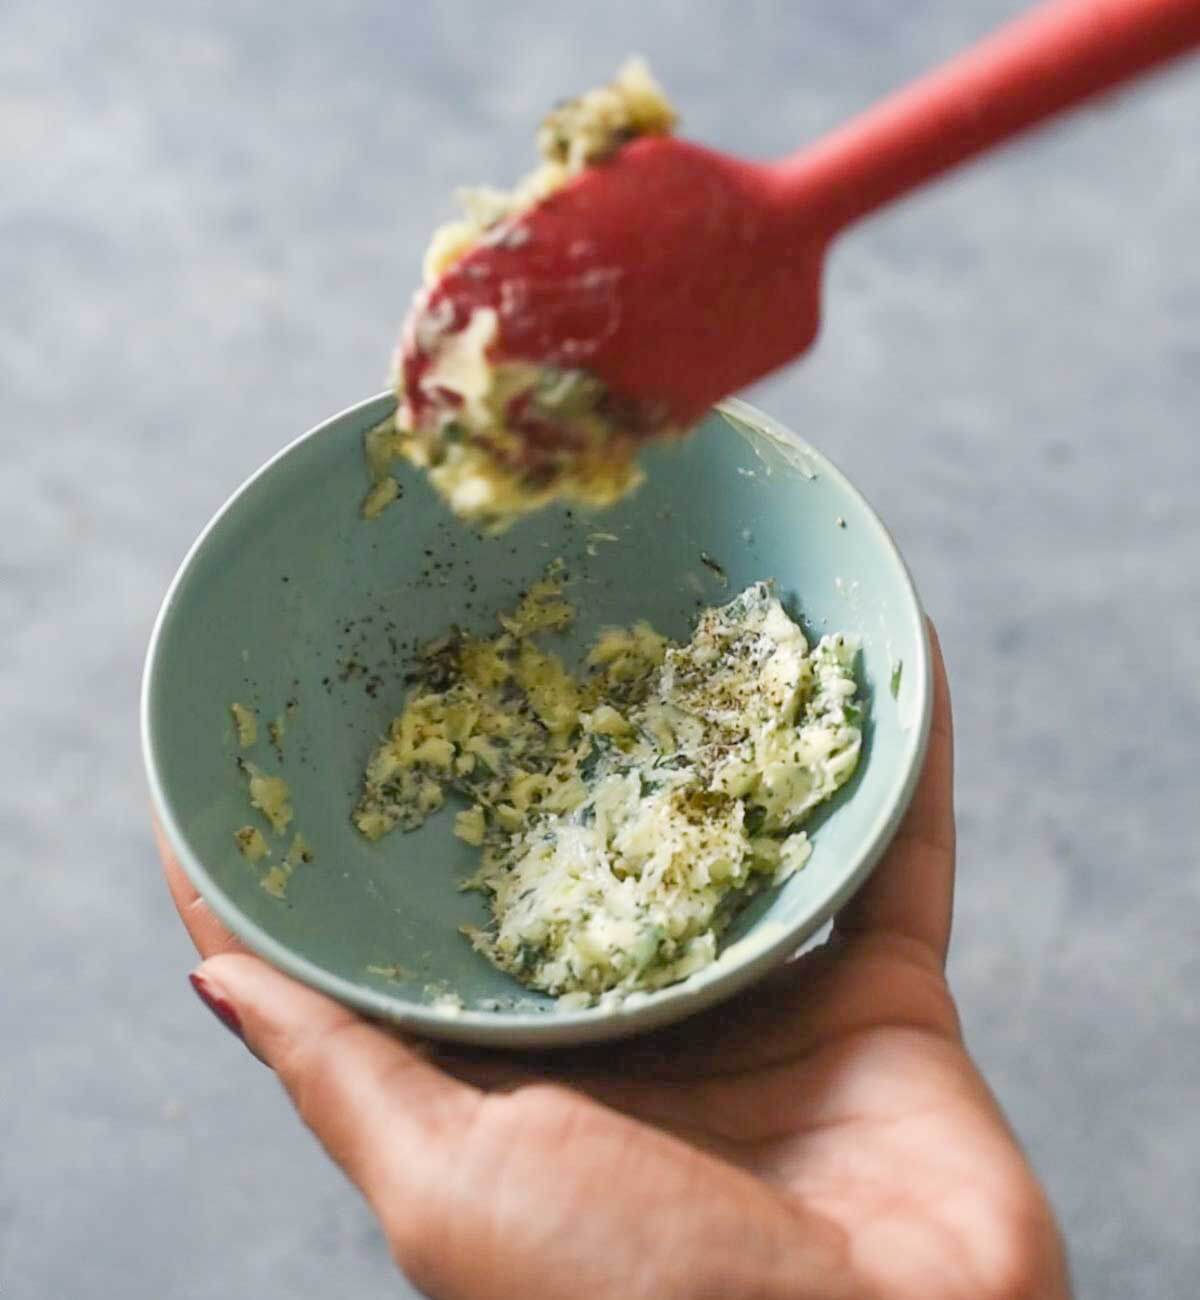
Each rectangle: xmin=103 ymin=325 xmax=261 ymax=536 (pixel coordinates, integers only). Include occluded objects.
xmin=780 ymin=0 xmax=1200 ymax=231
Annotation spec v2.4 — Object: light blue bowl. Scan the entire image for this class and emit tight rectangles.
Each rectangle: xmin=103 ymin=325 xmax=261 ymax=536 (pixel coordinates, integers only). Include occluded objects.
xmin=142 ymin=394 xmax=930 ymax=1047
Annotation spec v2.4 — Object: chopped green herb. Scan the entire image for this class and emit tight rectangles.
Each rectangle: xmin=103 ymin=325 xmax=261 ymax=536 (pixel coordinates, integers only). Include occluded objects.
xmin=699 ymin=551 xmax=728 ymax=585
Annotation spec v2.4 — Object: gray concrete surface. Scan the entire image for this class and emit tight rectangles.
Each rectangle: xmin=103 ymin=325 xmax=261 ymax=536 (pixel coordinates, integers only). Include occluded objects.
xmin=3 ymin=1 xmax=1198 ymax=1295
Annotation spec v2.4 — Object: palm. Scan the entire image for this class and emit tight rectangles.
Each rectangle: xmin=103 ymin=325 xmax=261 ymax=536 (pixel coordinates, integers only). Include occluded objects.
xmin=434 ymin=931 xmax=1054 ymax=1300
xmin=740 ymin=969 xmax=1021 ymax=1292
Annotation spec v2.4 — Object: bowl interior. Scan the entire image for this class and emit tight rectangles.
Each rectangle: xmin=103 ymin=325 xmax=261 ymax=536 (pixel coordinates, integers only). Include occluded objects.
xmin=144 ymin=395 xmax=929 ymax=1046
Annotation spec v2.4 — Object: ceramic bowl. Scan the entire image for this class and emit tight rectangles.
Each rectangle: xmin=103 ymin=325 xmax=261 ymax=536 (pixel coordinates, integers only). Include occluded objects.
xmin=142 ymin=394 xmax=930 ymax=1047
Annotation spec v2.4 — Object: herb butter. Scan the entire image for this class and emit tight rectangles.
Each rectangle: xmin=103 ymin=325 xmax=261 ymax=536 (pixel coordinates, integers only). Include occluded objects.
xmin=355 ymin=576 xmax=863 ymax=1005
xmin=378 ymin=60 xmax=681 ymax=530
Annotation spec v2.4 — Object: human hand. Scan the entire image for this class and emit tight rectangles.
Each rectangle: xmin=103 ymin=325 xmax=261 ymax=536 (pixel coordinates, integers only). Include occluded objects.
xmin=160 ymin=625 xmax=1070 ymax=1299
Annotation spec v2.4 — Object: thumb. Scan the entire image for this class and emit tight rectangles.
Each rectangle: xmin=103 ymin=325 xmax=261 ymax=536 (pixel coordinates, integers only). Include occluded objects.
xmin=190 ymin=954 xmax=479 ymax=1271
xmin=834 ymin=617 xmax=955 ymax=964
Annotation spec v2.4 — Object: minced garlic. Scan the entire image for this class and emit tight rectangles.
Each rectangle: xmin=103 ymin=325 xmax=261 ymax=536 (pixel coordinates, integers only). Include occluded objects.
xmin=234 ymin=825 xmax=269 ymax=863
xmin=261 ymin=832 xmax=312 ymax=900
xmin=240 ymin=761 xmax=294 ymax=836
xmin=231 ymin=702 xmax=258 ymax=748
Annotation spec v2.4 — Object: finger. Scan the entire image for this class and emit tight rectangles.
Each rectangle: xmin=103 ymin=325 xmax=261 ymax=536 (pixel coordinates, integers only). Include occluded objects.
xmin=835 ymin=618 xmax=955 ymax=963
xmin=193 ymin=953 xmax=479 ymax=1254
xmin=155 ymin=821 xmax=248 ymax=960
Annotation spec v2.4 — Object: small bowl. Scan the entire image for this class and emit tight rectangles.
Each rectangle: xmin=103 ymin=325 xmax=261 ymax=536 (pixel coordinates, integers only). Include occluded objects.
xmin=142 ymin=394 xmax=931 ymax=1048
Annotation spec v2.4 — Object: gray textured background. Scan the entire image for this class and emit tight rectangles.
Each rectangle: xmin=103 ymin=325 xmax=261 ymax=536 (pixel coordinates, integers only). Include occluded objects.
xmin=3 ymin=1 xmax=1198 ymax=1296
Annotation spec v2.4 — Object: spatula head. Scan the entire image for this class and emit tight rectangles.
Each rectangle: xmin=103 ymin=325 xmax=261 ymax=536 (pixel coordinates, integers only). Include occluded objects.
xmin=400 ymin=136 xmax=827 ymax=438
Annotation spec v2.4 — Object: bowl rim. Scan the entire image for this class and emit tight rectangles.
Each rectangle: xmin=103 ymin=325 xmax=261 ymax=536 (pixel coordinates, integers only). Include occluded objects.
xmin=141 ymin=392 xmax=932 ymax=1047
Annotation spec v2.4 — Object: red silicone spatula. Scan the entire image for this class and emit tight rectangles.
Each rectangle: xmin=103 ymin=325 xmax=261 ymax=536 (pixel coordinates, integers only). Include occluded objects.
xmin=400 ymin=0 xmax=1200 ymax=446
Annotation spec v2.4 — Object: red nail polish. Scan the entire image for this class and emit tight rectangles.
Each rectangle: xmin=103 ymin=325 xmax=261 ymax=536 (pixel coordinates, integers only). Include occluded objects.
xmin=189 ymin=971 xmax=243 ymax=1041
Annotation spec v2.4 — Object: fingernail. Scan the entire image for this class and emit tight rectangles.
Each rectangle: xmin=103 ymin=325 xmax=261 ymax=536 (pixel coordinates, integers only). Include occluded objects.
xmin=189 ymin=971 xmax=243 ymax=1041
